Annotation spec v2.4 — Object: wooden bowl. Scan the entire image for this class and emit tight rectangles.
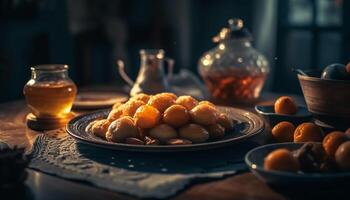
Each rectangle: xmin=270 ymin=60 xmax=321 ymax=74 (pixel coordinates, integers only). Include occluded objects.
xmin=298 ymin=73 xmax=350 ymax=130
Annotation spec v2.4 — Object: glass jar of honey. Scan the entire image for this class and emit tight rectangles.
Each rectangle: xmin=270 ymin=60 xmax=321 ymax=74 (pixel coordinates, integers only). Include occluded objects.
xmin=23 ymin=64 xmax=77 ymax=119
xmin=198 ymin=19 xmax=269 ymax=105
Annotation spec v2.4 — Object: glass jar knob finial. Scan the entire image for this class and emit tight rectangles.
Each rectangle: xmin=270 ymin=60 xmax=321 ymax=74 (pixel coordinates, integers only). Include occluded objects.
xmin=228 ymin=18 xmax=244 ymax=31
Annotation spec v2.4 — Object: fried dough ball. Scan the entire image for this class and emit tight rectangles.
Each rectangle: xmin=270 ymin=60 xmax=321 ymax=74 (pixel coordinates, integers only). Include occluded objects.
xmin=207 ymin=124 xmax=225 ymax=139
xmin=107 ymin=108 xmax=123 ymax=121
xmin=176 ymin=95 xmax=198 ymax=110
xmin=179 ymin=124 xmax=209 ymax=143
xmin=163 ymin=105 xmax=190 ymax=127
xmin=217 ymin=113 xmax=236 ymax=130
xmin=323 ymin=131 xmax=348 ymax=160
xmin=149 ymin=124 xmax=178 ymax=143
xmin=264 ymin=148 xmax=300 ymax=172
xmin=122 ymin=100 xmax=145 ymax=117
xmin=148 ymin=93 xmax=176 ymax=113
xmin=274 ymin=96 xmax=298 ymax=115
xmin=272 ymin=121 xmax=296 ymax=142
xmin=190 ymin=104 xmax=219 ymax=126
xmin=91 ymin=119 xmax=110 ymax=139
xmin=134 ymin=105 xmax=161 ymax=129
xmin=112 ymin=102 xmax=122 ymax=110
xmin=86 ymin=120 xmax=97 ymax=133
xmin=130 ymin=93 xmax=151 ymax=104
xmin=294 ymin=122 xmax=323 ymax=142
xmin=198 ymin=101 xmax=216 ymax=108
xmin=106 ymin=116 xmax=139 ymax=143
xmin=160 ymin=92 xmax=177 ymax=101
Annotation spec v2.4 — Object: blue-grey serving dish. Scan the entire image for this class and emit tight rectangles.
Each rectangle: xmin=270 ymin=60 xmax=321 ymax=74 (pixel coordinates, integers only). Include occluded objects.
xmin=255 ymin=105 xmax=312 ymax=126
xmin=67 ymin=106 xmax=265 ymax=152
xmin=245 ymin=143 xmax=350 ymax=185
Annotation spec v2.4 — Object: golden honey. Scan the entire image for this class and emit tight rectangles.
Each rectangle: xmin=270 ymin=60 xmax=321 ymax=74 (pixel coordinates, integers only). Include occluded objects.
xmin=23 ymin=65 xmax=77 ymax=119
xmin=24 ymin=81 xmax=77 ymax=118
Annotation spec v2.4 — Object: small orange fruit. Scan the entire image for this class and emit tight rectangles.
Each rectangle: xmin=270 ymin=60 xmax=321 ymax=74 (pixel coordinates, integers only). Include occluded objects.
xmin=294 ymin=122 xmax=323 ymax=142
xmin=271 ymin=121 xmax=295 ymax=142
xmin=346 ymin=62 xmax=350 ymax=74
xmin=274 ymin=96 xmax=298 ymax=115
xmin=264 ymin=148 xmax=300 ymax=172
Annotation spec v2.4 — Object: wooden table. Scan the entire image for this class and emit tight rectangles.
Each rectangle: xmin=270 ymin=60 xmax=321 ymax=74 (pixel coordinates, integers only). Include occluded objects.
xmin=0 ymin=96 xmax=346 ymax=200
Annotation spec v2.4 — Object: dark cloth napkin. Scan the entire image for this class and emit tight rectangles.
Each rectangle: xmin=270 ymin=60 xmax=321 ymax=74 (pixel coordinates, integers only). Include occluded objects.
xmin=29 ymin=134 xmax=258 ymax=198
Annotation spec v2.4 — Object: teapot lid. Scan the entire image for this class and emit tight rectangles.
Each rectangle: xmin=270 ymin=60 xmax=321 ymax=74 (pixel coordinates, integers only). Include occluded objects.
xmin=212 ymin=18 xmax=252 ymax=43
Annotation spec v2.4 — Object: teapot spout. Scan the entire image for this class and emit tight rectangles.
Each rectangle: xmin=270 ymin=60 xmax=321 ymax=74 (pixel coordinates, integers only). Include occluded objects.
xmin=117 ymin=60 xmax=134 ymax=86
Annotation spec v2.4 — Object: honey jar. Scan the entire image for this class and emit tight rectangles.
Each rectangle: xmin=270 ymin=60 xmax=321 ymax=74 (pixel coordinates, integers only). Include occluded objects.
xmin=23 ymin=64 xmax=77 ymax=129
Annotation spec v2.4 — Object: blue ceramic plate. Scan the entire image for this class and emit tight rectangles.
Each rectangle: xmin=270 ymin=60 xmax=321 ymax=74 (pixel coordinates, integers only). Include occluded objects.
xmin=67 ymin=106 xmax=265 ymax=152
xmin=245 ymin=143 xmax=350 ymax=185
xmin=255 ymin=105 xmax=312 ymax=126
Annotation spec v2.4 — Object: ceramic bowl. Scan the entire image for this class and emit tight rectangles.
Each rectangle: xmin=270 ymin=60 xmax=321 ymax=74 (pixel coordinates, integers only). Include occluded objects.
xmin=255 ymin=105 xmax=312 ymax=126
xmin=245 ymin=142 xmax=350 ymax=186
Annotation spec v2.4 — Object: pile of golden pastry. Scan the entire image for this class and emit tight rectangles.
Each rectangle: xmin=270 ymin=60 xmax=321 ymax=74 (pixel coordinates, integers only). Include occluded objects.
xmin=86 ymin=93 xmax=236 ymax=145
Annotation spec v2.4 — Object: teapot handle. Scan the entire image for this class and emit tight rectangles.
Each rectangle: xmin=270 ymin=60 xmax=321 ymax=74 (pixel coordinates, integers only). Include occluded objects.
xmin=165 ymin=58 xmax=175 ymax=80
xmin=116 ymin=60 xmax=134 ymax=86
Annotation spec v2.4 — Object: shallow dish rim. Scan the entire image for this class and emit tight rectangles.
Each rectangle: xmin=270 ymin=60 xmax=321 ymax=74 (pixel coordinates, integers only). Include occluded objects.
xmin=254 ymin=105 xmax=312 ymax=118
xmin=245 ymin=142 xmax=350 ymax=178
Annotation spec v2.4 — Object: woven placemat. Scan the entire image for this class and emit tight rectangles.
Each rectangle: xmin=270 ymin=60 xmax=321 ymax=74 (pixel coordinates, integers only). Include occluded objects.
xmin=29 ymin=134 xmax=257 ymax=198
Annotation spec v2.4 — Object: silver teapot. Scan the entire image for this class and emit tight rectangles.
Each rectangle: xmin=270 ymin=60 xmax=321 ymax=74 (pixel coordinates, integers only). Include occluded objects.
xmin=118 ymin=49 xmax=174 ymax=96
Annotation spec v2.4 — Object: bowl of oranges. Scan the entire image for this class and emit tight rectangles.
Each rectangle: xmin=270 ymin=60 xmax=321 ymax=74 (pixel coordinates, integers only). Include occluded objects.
xmin=246 ymin=127 xmax=350 ymax=185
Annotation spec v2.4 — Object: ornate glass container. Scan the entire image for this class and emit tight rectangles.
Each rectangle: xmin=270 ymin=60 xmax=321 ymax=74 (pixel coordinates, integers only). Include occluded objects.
xmin=198 ymin=19 xmax=269 ymax=104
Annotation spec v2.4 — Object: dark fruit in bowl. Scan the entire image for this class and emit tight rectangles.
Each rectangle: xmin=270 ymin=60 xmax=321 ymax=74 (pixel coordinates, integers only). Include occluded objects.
xmin=292 ymin=142 xmax=327 ymax=172
xmin=335 ymin=141 xmax=350 ymax=171
xmin=321 ymin=64 xmax=349 ymax=80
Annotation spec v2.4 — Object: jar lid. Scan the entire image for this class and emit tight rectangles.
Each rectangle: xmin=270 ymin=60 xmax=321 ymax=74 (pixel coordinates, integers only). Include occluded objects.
xmin=212 ymin=18 xmax=252 ymax=43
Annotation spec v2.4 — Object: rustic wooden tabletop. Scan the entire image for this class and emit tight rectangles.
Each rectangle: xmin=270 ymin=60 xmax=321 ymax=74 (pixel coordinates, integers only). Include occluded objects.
xmin=0 ymin=94 xmax=347 ymax=200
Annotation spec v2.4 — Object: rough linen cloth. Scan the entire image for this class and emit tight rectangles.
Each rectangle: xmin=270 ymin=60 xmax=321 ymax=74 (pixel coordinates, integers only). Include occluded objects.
xmin=28 ymin=134 xmax=256 ymax=199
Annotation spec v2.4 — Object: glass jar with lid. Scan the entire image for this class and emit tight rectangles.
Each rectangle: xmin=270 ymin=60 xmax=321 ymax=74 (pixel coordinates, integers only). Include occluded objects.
xmin=198 ymin=18 xmax=269 ymax=104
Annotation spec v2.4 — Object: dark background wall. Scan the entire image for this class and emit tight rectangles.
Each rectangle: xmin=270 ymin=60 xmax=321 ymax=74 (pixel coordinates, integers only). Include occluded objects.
xmin=0 ymin=0 xmax=348 ymax=102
